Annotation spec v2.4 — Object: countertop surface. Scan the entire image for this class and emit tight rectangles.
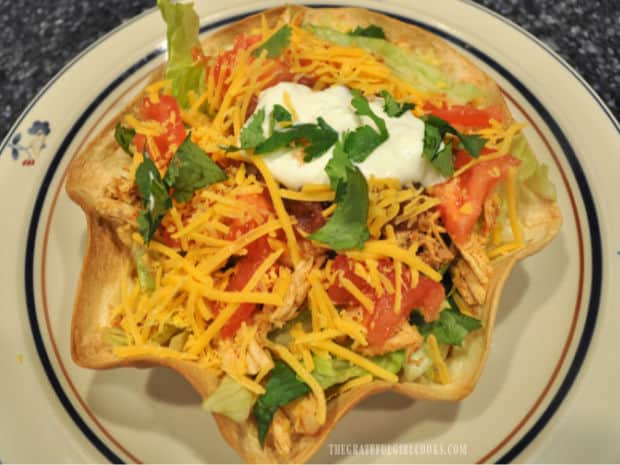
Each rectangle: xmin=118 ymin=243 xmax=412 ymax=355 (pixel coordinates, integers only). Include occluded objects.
xmin=1 ymin=0 xmax=618 ymax=141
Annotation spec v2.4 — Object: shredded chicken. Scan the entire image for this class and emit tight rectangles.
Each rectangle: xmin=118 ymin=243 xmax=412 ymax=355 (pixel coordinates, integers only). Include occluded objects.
xmin=481 ymin=193 xmax=501 ymax=241
xmin=358 ymin=323 xmax=423 ymax=357
xmin=396 ymin=211 xmax=454 ymax=271
xmin=451 ymin=234 xmax=492 ymax=306
xmin=245 ymin=337 xmax=273 ymax=375
xmin=269 ymin=258 xmax=315 ymax=327
xmin=269 ymin=410 xmax=292 ymax=456
xmin=457 ymin=234 xmax=492 ymax=285
xmin=282 ymin=394 xmax=322 ymax=435
xmin=219 ymin=325 xmax=272 ymax=376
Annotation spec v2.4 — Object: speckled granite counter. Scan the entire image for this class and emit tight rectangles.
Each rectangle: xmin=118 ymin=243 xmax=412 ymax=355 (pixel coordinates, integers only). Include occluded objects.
xmin=0 ymin=0 xmax=618 ymax=139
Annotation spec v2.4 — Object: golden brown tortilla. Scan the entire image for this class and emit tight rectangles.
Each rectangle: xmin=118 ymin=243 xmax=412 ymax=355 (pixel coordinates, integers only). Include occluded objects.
xmin=66 ymin=5 xmax=562 ymax=464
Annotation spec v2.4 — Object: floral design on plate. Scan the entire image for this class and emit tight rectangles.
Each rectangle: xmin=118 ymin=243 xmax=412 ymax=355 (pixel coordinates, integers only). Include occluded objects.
xmin=4 ymin=120 xmax=51 ymax=166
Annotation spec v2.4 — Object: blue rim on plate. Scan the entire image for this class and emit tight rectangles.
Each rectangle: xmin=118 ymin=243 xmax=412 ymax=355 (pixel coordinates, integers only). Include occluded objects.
xmin=14 ymin=5 xmax=606 ymax=464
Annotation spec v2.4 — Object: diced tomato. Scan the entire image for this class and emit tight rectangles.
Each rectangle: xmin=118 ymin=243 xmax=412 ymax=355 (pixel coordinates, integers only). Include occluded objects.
xmin=425 ymin=103 xmax=505 ymax=129
xmin=132 ymin=95 xmax=186 ymax=168
xmin=328 ymin=256 xmax=445 ymax=347
xmin=219 ymin=233 xmax=272 ymax=338
xmin=158 ymin=226 xmax=181 ymax=249
xmin=213 ymin=34 xmax=262 ymax=84
xmin=432 ymin=154 xmax=520 ymax=245
xmin=219 ymin=193 xmax=276 ymax=338
xmin=454 ymin=147 xmax=495 ymax=170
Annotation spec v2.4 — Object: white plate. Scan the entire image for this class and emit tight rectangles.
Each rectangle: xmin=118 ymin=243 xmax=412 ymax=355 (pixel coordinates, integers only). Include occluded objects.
xmin=1 ymin=0 xmax=618 ymax=463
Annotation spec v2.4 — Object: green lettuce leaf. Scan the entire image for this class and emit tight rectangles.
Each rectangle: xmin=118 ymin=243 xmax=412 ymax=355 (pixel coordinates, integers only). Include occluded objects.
xmin=157 ymin=0 xmax=205 ymax=108
xmin=509 ymin=133 xmax=557 ymax=200
xmin=203 ymin=376 xmax=255 ymax=423
xmin=308 ymin=26 xmax=483 ymax=104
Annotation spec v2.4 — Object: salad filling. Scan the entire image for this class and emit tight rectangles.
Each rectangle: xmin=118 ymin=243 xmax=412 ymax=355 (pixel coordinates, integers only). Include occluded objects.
xmin=97 ymin=0 xmax=557 ymax=455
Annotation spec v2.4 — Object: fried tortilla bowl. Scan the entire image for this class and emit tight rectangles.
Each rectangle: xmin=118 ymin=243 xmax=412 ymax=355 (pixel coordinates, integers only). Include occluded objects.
xmin=67 ymin=5 xmax=562 ymax=464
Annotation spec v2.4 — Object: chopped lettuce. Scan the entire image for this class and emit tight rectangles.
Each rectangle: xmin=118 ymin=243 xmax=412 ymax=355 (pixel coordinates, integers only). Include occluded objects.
xmin=203 ymin=376 xmax=255 ymax=423
xmin=308 ymin=26 xmax=483 ymax=104
xmin=151 ymin=323 xmax=181 ymax=346
xmin=169 ymin=331 xmax=189 ymax=352
xmin=102 ymin=327 xmax=128 ymax=347
xmin=402 ymin=345 xmax=432 ymax=382
xmin=157 ymin=0 xmax=205 ymax=108
xmin=526 ymin=163 xmax=557 ymax=201
xmin=132 ymin=246 xmax=155 ymax=293
xmin=409 ymin=298 xmax=481 ymax=346
xmin=510 ymin=133 xmax=557 ymax=200
xmin=253 ymin=25 xmax=292 ymax=58
xmin=312 ymin=350 xmax=405 ymax=389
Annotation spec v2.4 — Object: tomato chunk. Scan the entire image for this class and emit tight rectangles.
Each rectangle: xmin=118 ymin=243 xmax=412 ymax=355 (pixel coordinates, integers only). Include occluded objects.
xmin=133 ymin=95 xmax=186 ymax=168
xmin=425 ymin=103 xmax=505 ymax=129
xmin=433 ymin=154 xmax=520 ymax=245
xmin=219 ymin=193 xmax=276 ymax=338
xmin=328 ymin=256 xmax=445 ymax=347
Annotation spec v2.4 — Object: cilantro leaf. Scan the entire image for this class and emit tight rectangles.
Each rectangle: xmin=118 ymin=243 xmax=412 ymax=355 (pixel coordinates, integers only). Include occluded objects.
xmin=409 ymin=298 xmax=482 ymax=346
xmin=271 ymin=104 xmax=292 ymax=124
xmin=344 ymin=91 xmax=389 ymax=162
xmin=163 ymin=135 xmax=227 ymax=202
xmin=135 ymin=154 xmax=172 ymax=243
xmin=422 ymin=114 xmax=486 ymax=176
xmin=324 ymin=141 xmax=353 ymax=202
xmin=269 ymin=104 xmax=292 ymax=133
xmin=380 ymin=90 xmax=415 ymax=117
xmin=253 ymin=361 xmax=310 ymax=447
xmin=114 ymin=123 xmax=135 ymax=155
xmin=422 ymin=124 xmax=443 ymax=161
xmin=240 ymin=108 xmax=267 ymax=149
xmin=459 ymin=133 xmax=487 ymax=158
xmin=424 ymin=114 xmax=486 ymax=158
xmin=349 ymin=25 xmax=386 ymax=39
xmin=309 ymin=165 xmax=370 ymax=250
xmin=431 ymin=141 xmax=454 ymax=178
xmin=253 ymin=25 xmax=292 ymax=58
xmin=255 ymin=117 xmax=338 ymax=162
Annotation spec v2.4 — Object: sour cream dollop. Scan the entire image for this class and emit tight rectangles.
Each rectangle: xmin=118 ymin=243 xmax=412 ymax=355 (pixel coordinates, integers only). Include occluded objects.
xmin=248 ymin=82 xmax=443 ymax=190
